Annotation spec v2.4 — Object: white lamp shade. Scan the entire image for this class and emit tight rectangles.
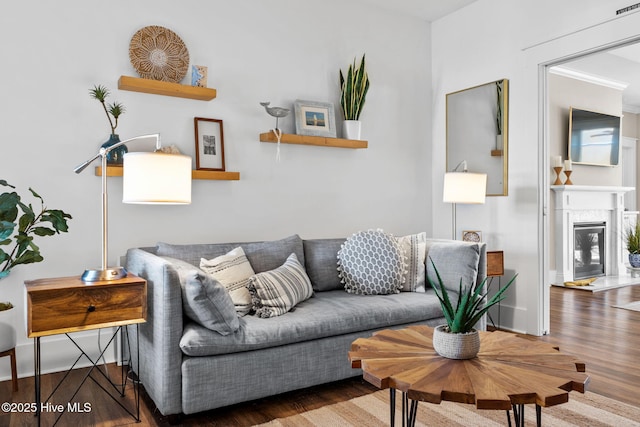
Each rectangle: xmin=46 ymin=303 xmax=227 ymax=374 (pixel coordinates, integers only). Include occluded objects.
xmin=122 ymin=152 xmax=192 ymax=204
xmin=443 ymin=172 xmax=487 ymax=204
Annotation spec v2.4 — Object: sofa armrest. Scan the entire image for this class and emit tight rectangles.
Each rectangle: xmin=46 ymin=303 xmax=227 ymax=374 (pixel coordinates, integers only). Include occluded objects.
xmin=125 ymin=248 xmax=184 ymax=416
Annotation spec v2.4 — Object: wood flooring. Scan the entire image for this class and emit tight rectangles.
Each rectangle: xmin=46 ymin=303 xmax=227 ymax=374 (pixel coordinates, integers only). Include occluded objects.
xmin=1 ymin=284 xmax=639 ymax=426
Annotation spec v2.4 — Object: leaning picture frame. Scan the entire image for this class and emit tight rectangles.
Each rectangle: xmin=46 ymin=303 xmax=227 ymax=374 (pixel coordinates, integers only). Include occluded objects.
xmin=294 ymin=100 xmax=337 ymax=138
xmin=194 ymin=117 xmax=225 ymax=171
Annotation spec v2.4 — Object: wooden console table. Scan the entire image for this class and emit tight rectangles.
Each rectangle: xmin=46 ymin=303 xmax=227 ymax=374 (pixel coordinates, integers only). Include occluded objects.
xmin=25 ymin=274 xmax=146 ymax=426
xmin=350 ymin=326 xmax=589 ymax=427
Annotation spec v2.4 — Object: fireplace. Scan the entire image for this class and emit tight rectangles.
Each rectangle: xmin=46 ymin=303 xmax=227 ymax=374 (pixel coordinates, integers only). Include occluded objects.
xmin=551 ymin=185 xmax=633 ymax=283
xmin=573 ymin=222 xmax=605 ymax=280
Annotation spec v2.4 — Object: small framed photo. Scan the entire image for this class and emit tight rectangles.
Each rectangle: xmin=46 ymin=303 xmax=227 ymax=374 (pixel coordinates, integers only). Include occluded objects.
xmin=462 ymin=230 xmax=482 ymax=243
xmin=294 ymin=100 xmax=336 ymax=138
xmin=194 ymin=117 xmax=225 ymax=171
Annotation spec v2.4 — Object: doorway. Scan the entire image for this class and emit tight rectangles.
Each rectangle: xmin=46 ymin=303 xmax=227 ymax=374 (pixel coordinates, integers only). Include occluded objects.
xmin=539 ymin=31 xmax=640 ymax=334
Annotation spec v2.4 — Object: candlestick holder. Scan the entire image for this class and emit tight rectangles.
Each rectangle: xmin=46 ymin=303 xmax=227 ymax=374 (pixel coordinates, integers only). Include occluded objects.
xmin=553 ymin=166 xmax=563 ymax=185
xmin=564 ymin=170 xmax=573 ymax=185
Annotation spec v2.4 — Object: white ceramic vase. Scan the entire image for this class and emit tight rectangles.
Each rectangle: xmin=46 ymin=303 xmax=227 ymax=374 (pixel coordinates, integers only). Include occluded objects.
xmin=0 ymin=304 xmax=16 ymax=325
xmin=432 ymin=324 xmax=480 ymax=360
xmin=343 ymin=120 xmax=362 ymax=140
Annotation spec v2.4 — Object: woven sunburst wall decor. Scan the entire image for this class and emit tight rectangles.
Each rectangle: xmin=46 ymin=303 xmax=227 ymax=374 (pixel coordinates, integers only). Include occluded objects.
xmin=129 ymin=25 xmax=190 ymax=83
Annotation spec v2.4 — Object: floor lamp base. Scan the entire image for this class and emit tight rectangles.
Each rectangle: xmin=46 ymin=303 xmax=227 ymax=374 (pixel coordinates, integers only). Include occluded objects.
xmin=81 ymin=266 xmax=127 ymax=282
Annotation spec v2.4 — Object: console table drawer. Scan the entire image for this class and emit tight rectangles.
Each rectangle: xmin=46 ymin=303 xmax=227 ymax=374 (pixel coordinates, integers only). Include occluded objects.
xmin=25 ymin=274 xmax=146 ymax=337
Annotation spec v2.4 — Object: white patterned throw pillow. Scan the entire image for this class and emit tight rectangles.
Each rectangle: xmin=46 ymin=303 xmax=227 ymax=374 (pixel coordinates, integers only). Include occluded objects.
xmin=337 ymin=229 xmax=406 ymax=295
xmin=396 ymin=232 xmax=427 ymax=292
xmin=200 ymin=246 xmax=255 ymax=316
xmin=247 ymin=253 xmax=314 ymax=318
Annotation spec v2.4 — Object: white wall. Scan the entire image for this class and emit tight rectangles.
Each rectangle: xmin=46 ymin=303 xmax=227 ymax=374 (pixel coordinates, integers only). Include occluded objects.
xmin=549 ymin=74 xmax=623 ymax=186
xmin=432 ymin=0 xmax=640 ymax=334
xmin=0 ymin=0 xmax=431 ymax=380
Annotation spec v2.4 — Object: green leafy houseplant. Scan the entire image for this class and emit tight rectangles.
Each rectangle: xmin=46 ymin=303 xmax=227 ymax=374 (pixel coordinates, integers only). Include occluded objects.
xmin=428 ymin=258 xmax=516 ymax=334
xmin=89 ymin=84 xmax=125 ymax=136
xmin=0 ymin=180 xmax=72 ymax=310
xmin=625 ymin=221 xmax=640 ymax=255
xmin=339 ymin=54 xmax=370 ymax=121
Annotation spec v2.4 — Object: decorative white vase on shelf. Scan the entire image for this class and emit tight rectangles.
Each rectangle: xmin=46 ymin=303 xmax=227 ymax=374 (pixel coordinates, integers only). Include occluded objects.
xmin=343 ymin=120 xmax=362 ymax=140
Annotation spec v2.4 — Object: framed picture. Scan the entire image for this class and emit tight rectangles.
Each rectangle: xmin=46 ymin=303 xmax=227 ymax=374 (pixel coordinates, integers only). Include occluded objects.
xmin=462 ymin=230 xmax=482 ymax=243
xmin=194 ymin=117 xmax=225 ymax=171
xmin=294 ymin=100 xmax=337 ymax=138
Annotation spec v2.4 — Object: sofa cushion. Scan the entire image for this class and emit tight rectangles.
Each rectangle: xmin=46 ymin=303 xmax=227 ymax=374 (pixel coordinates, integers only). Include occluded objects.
xmin=180 ymin=290 xmax=449 ymax=357
xmin=303 ymin=238 xmax=345 ymax=292
xmin=248 ymin=253 xmax=314 ymax=318
xmin=396 ymin=232 xmax=427 ymax=292
xmin=168 ymin=257 xmax=240 ymax=335
xmin=200 ymin=247 xmax=255 ymax=316
xmin=337 ymin=229 xmax=405 ymax=295
xmin=156 ymin=234 xmax=304 ymax=273
xmin=425 ymin=240 xmax=481 ymax=294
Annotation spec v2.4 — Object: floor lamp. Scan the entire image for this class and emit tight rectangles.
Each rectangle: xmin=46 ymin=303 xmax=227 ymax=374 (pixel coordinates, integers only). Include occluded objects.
xmin=74 ymin=134 xmax=192 ymax=282
xmin=443 ymin=161 xmax=487 ymax=240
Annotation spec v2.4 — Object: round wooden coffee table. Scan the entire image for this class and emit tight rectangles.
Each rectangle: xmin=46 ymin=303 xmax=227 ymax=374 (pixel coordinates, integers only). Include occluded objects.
xmin=349 ymin=326 xmax=589 ymax=427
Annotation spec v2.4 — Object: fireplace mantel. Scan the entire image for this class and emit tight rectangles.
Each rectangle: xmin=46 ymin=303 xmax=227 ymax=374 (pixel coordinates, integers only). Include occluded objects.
xmin=551 ymin=185 xmax=634 ymax=283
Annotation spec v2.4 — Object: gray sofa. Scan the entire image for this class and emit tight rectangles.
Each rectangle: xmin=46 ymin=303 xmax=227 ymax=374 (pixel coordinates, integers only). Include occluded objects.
xmin=125 ymin=233 xmax=486 ymax=417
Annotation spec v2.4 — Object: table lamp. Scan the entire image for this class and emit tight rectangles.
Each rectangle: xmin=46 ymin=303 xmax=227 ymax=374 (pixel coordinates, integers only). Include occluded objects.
xmin=443 ymin=160 xmax=487 ymax=240
xmin=74 ymin=133 xmax=191 ymax=282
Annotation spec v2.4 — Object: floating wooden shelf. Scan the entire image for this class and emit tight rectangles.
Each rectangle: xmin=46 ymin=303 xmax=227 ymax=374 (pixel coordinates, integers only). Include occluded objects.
xmin=259 ymin=132 xmax=368 ymax=149
xmin=118 ymin=75 xmax=217 ymax=101
xmin=191 ymin=170 xmax=240 ymax=180
xmin=96 ymin=166 xmax=239 ymax=180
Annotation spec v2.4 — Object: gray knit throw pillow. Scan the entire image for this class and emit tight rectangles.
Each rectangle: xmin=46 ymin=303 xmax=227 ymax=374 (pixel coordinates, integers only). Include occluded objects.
xmin=337 ymin=229 xmax=406 ymax=295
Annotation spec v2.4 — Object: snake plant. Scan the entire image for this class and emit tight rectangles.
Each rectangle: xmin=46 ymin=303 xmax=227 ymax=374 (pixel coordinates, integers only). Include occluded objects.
xmin=428 ymin=257 xmax=516 ymax=333
xmin=339 ymin=55 xmax=370 ymax=121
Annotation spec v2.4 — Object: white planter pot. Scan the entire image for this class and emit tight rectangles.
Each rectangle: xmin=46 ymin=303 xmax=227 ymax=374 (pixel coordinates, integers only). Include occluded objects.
xmin=343 ymin=120 xmax=362 ymax=140
xmin=0 ymin=304 xmax=16 ymax=325
xmin=0 ymin=306 xmax=17 ymax=351
xmin=432 ymin=324 xmax=480 ymax=359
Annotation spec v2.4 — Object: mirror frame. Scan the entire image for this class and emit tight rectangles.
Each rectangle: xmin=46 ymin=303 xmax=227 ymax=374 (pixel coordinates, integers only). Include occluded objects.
xmin=446 ymin=79 xmax=509 ymax=196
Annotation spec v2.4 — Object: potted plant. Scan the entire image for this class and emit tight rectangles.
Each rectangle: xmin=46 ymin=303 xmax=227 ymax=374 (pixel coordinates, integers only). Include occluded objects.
xmin=625 ymin=221 xmax=640 ymax=267
xmin=339 ymin=54 xmax=369 ymax=140
xmin=89 ymin=84 xmax=126 ymax=165
xmin=428 ymin=258 xmax=516 ymax=359
xmin=0 ymin=180 xmax=72 ymax=320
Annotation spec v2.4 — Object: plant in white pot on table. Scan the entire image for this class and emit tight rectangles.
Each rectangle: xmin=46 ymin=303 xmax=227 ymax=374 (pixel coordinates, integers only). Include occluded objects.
xmin=0 ymin=180 xmax=72 ymax=322
xmin=428 ymin=258 xmax=516 ymax=359
xmin=625 ymin=221 xmax=640 ymax=268
xmin=339 ymin=54 xmax=369 ymax=140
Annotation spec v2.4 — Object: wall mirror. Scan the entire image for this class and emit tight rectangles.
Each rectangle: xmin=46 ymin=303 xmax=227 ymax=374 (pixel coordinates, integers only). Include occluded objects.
xmin=447 ymin=79 xmax=509 ymax=196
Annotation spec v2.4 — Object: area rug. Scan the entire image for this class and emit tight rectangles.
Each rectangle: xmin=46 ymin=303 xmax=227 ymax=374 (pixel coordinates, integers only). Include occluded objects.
xmin=613 ymin=300 xmax=640 ymax=312
xmin=257 ymin=390 xmax=640 ymax=427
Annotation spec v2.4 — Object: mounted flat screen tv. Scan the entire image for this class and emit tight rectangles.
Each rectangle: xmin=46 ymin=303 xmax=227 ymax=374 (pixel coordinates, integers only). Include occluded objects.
xmin=568 ymin=107 xmax=621 ymax=167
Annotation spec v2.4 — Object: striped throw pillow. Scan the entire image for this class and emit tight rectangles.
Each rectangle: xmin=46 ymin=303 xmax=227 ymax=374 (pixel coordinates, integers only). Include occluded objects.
xmin=248 ymin=253 xmax=313 ymax=318
xmin=200 ymin=247 xmax=255 ymax=316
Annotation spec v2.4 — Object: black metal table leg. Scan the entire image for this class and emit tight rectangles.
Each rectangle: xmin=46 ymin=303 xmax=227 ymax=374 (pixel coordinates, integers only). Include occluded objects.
xmin=34 ymin=337 xmax=40 ymax=426
xmin=32 ymin=326 xmax=141 ymax=426
xmin=408 ymin=399 xmax=418 ymax=427
xmin=389 ymin=388 xmax=396 ymax=427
